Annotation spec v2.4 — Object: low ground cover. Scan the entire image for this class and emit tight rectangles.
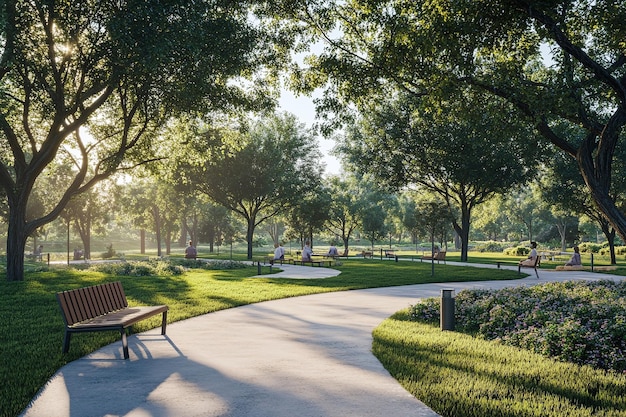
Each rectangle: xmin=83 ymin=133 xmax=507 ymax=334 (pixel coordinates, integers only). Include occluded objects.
xmin=374 ymin=279 xmax=626 ymax=416
xmin=0 ymin=258 xmax=518 ymax=417
xmin=410 ymin=280 xmax=626 ymax=372
xmin=373 ymin=312 xmax=626 ymax=417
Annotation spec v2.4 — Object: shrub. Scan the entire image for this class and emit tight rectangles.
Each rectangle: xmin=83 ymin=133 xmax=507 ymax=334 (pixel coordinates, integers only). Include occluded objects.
xmin=473 ymin=241 xmax=509 ymax=253
xmin=87 ymin=260 xmax=185 ymax=276
xmin=174 ymin=259 xmax=247 ymax=270
xmin=503 ymin=246 xmax=529 ymax=256
xmin=599 ymin=245 xmax=626 ymax=256
xmin=410 ymin=280 xmax=626 ymax=372
xmin=579 ymin=242 xmax=602 ymax=253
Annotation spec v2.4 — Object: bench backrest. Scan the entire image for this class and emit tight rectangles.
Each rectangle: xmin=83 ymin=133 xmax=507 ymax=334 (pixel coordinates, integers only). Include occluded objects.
xmin=56 ymin=281 xmax=128 ymax=326
xmin=436 ymin=251 xmax=446 ymax=260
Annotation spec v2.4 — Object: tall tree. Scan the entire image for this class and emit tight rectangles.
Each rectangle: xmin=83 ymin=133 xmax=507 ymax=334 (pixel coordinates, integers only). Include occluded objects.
xmin=340 ymin=91 xmax=541 ymax=261
xmin=63 ymin=182 xmax=115 ymax=260
xmin=325 ymin=175 xmax=364 ymax=256
xmin=0 ymin=0 xmax=282 ymax=280
xmin=283 ymin=0 xmax=626 ymax=247
xmin=182 ymin=113 xmax=323 ymax=259
xmin=197 ymin=201 xmax=234 ymax=254
xmin=414 ymin=196 xmax=453 ymax=276
xmin=285 ymin=184 xmax=331 ymax=250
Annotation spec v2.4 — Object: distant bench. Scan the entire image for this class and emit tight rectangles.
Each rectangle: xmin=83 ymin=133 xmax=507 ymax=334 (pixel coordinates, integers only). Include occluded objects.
xmin=518 ymin=256 xmax=540 ymax=278
xmin=421 ymin=251 xmax=446 ymax=264
xmin=555 ymin=265 xmax=584 ymax=271
xmin=56 ymin=281 xmax=168 ymax=360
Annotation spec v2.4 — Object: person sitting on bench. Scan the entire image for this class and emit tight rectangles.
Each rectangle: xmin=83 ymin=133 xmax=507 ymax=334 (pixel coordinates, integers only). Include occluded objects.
xmin=565 ymin=246 xmax=581 ymax=266
xmin=326 ymin=244 xmax=339 ymax=257
xmin=518 ymin=241 xmax=538 ymax=267
xmin=302 ymin=240 xmax=313 ymax=262
xmin=185 ymin=240 xmax=197 ymax=259
xmin=270 ymin=243 xmax=285 ymax=265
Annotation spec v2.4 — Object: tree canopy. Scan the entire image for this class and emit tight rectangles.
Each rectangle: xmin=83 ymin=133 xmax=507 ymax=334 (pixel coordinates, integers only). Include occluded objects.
xmin=177 ymin=113 xmax=323 ymax=259
xmin=283 ymin=0 xmax=626 ymax=245
xmin=0 ymin=0 xmax=283 ymax=280
xmin=340 ymin=90 xmax=543 ymax=260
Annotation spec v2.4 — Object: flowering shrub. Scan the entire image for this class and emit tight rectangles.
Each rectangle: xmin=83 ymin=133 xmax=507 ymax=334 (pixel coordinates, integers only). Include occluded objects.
xmin=473 ymin=241 xmax=510 ymax=252
xmin=88 ymin=260 xmax=185 ymax=276
xmin=410 ymin=280 xmax=626 ymax=372
xmin=503 ymin=246 xmax=530 ymax=256
xmin=176 ymin=259 xmax=247 ymax=270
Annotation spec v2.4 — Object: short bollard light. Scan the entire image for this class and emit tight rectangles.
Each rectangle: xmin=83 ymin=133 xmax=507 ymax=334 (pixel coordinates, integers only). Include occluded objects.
xmin=440 ymin=289 xmax=455 ymax=331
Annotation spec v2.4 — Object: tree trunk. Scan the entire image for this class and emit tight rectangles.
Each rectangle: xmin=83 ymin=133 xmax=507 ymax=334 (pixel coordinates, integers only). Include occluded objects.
xmin=6 ymin=209 xmax=28 ymax=281
xmin=599 ymin=220 xmax=617 ymax=265
xmin=342 ymin=236 xmax=349 ymax=256
xmin=452 ymin=205 xmax=471 ymax=262
xmin=576 ymin=122 xmax=626 ymax=248
xmin=140 ymin=229 xmax=146 ymax=254
xmin=556 ymin=220 xmax=567 ymax=252
xmin=75 ymin=214 xmax=92 ymax=260
xmin=246 ymin=219 xmax=255 ymax=259
xmin=153 ymin=206 xmax=162 ymax=257
xmin=164 ymin=226 xmax=172 ymax=255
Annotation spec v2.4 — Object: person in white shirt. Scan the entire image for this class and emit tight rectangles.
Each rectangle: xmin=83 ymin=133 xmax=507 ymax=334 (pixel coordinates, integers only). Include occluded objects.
xmin=302 ymin=241 xmax=313 ymax=262
xmin=519 ymin=241 xmax=538 ymax=266
xmin=271 ymin=243 xmax=285 ymax=264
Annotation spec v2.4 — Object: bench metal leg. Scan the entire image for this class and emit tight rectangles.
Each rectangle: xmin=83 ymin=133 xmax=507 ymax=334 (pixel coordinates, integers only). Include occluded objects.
xmin=161 ymin=311 xmax=168 ymax=335
xmin=62 ymin=331 xmax=71 ymax=353
xmin=121 ymin=329 xmax=129 ymax=359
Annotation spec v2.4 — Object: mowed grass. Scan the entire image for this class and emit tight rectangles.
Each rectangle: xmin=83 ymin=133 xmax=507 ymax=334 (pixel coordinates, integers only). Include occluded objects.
xmin=373 ymin=310 xmax=626 ymax=417
xmin=1 ymin=258 xmax=519 ymax=417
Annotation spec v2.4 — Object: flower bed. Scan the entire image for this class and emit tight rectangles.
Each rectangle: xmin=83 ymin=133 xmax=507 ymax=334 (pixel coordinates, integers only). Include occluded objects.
xmin=410 ymin=280 xmax=626 ymax=372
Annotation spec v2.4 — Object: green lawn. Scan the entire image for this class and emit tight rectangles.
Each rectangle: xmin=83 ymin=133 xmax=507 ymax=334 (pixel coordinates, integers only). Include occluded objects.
xmin=373 ymin=311 xmax=626 ymax=417
xmin=1 ymin=257 xmax=519 ymax=417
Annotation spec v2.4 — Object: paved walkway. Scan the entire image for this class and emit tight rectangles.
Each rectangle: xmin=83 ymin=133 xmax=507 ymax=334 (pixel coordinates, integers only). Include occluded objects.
xmin=20 ymin=261 xmax=624 ymax=417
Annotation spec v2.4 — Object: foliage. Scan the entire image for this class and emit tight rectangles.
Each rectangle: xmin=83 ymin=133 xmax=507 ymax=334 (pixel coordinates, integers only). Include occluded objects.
xmin=174 ymin=259 xmax=248 ymax=270
xmin=580 ymin=242 xmax=605 ymax=253
xmin=373 ymin=311 xmax=626 ymax=417
xmin=0 ymin=0 xmax=284 ymax=281
xmin=86 ymin=260 xmax=183 ymax=276
xmin=178 ymin=113 xmax=324 ymax=258
xmin=503 ymin=246 xmax=530 ymax=256
xmin=410 ymin=281 xmax=626 ymax=372
xmin=472 ymin=241 xmax=509 ymax=253
xmin=285 ymin=0 xmax=626 ymax=254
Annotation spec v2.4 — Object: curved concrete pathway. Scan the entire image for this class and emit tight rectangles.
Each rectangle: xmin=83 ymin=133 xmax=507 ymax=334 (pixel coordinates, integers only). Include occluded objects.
xmin=20 ymin=262 xmax=624 ymax=417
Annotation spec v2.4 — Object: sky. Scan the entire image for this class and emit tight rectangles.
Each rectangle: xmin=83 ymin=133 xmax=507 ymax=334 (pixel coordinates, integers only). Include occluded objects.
xmin=277 ymin=89 xmax=343 ymax=176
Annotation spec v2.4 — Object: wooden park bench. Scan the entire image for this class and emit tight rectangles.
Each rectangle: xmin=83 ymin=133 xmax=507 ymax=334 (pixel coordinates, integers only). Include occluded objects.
xmin=555 ymin=265 xmax=584 ymax=271
xmin=421 ymin=251 xmax=446 ymax=264
xmin=383 ymin=249 xmax=398 ymax=260
xmin=300 ymin=260 xmax=323 ymax=266
xmin=518 ymin=255 xmax=540 ymax=278
xmin=56 ymin=281 xmax=168 ymax=359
